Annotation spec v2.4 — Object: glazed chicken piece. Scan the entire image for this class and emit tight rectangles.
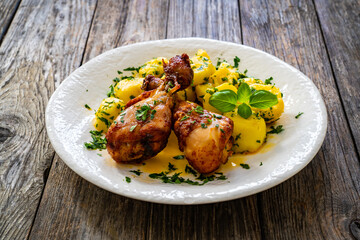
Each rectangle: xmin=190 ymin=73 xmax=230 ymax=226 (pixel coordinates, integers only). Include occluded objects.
xmin=106 ymin=54 xmax=193 ymax=163
xmin=173 ymin=100 xmax=234 ymax=173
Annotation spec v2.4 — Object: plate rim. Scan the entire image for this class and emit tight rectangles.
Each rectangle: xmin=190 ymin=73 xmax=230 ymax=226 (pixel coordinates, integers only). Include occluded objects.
xmin=45 ymin=37 xmax=328 ymax=205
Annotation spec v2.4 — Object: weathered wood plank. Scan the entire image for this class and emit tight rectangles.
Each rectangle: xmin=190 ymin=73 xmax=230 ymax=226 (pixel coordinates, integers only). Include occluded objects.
xmin=314 ymin=0 xmax=360 ymax=154
xmin=0 ymin=0 xmax=21 ymax=44
xmin=29 ymin=0 xmax=169 ymax=239
xmin=146 ymin=1 xmax=261 ymax=240
xmin=240 ymin=0 xmax=360 ymax=239
xmin=0 ymin=0 xmax=96 ymax=239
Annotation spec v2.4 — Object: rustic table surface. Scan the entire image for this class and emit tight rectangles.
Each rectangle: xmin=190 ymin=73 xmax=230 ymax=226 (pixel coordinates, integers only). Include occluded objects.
xmin=1 ymin=0 xmax=359 ymax=239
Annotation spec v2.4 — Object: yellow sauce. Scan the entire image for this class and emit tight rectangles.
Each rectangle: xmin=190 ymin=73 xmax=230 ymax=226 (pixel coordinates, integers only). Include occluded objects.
xmin=103 ymin=131 xmax=275 ymax=179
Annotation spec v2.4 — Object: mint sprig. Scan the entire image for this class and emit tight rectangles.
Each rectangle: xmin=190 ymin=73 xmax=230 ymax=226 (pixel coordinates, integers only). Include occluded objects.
xmin=209 ymin=83 xmax=278 ymax=119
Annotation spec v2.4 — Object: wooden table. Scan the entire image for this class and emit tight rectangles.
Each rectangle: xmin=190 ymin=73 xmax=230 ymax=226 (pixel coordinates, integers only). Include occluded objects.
xmin=1 ymin=0 xmax=359 ymax=239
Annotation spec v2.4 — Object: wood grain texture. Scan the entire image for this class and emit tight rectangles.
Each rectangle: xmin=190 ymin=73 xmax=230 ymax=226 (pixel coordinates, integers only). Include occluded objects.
xmin=0 ymin=0 xmax=21 ymax=43
xmin=240 ymin=0 xmax=360 ymax=239
xmin=29 ymin=0 xmax=169 ymax=239
xmin=0 ymin=0 xmax=96 ymax=239
xmin=314 ymin=0 xmax=360 ymax=155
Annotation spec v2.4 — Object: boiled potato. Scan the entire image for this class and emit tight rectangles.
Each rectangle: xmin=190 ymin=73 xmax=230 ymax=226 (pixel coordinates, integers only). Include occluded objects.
xmin=190 ymin=49 xmax=216 ymax=86
xmin=138 ymin=57 xmax=168 ymax=78
xmin=94 ymin=97 xmax=124 ymax=132
xmin=114 ymin=78 xmax=143 ymax=103
xmin=176 ymin=87 xmax=196 ymax=102
xmin=195 ymin=83 xmax=213 ymax=103
xmin=224 ymin=112 xmax=266 ymax=153
xmin=249 ymin=84 xmax=284 ymax=123
xmin=202 ymin=83 xmax=238 ymax=114
xmin=209 ymin=62 xmax=239 ymax=87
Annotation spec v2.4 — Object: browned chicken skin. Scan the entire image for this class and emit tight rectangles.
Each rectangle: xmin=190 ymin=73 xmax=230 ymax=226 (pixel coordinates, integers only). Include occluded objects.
xmin=106 ymin=54 xmax=193 ymax=163
xmin=173 ymin=100 xmax=234 ymax=173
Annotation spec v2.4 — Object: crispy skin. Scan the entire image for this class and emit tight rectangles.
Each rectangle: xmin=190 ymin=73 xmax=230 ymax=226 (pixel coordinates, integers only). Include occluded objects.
xmin=163 ymin=53 xmax=193 ymax=91
xmin=106 ymin=54 xmax=193 ymax=163
xmin=141 ymin=75 xmax=163 ymax=91
xmin=106 ymin=90 xmax=173 ymax=163
xmin=173 ymin=101 xmax=234 ymax=173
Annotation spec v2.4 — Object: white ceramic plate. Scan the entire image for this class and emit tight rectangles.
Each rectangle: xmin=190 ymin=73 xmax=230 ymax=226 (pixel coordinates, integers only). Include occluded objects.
xmin=46 ymin=38 xmax=327 ymax=205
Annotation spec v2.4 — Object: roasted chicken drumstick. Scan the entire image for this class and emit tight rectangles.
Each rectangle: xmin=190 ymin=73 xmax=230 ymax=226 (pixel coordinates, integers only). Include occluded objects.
xmin=173 ymin=100 xmax=234 ymax=173
xmin=106 ymin=54 xmax=193 ymax=163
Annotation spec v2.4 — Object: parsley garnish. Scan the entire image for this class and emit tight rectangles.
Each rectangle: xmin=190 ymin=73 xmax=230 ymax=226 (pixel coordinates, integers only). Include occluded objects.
xmin=130 ymin=169 xmax=142 ymax=176
xmin=130 ymin=125 xmax=137 ymax=132
xmin=107 ymin=85 xmax=115 ymax=97
xmin=135 ymin=104 xmax=151 ymax=121
xmin=268 ymin=125 xmax=284 ymax=134
xmin=265 ymin=77 xmax=273 ymax=85
xmin=233 ymin=56 xmax=240 ymax=68
xmin=84 ymin=104 xmax=91 ymax=110
xmin=173 ymin=155 xmax=185 ymax=160
xmin=180 ymin=115 xmax=189 ymax=121
xmin=260 ymin=162 xmax=263 ymax=166
xmin=201 ymin=123 xmax=207 ymax=129
xmin=125 ymin=176 xmax=131 ymax=183
xmin=84 ymin=130 xmax=107 ymax=150
xmin=185 ymin=165 xmax=197 ymax=177
xmin=150 ymin=109 xmax=156 ymax=120
xmin=240 ymin=163 xmax=250 ymax=169
xmin=168 ymin=162 xmax=177 ymax=171
xmin=295 ymin=112 xmax=304 ymax=119
xmin=123 ymin=66 xmax=141 ymax=72
xmin=194 ymin=106 xmax=204 ymax=114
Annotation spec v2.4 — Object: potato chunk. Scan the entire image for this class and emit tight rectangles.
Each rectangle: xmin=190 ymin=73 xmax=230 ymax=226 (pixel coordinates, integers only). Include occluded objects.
xmin=176 ymin=87 xmax=196 ymax=102
xmin=94 ymin=97 xmax=124 ymax=132
xmin=138 ymin=57 xmax=168 ymax=78
xmin=209 ymin=62 xmax=239 ymax=87
xmin=224 ymin=112 xmax=266 ymax=153
xmin=195 ymin=83 xmax=213 ymax=103
xmin=190 ymin=49 xmax=216 ymax=86
xmin=248 ymin=83 xmax=284 ymax=123
xmin=114 ymin=78 xmax=143 ymax=103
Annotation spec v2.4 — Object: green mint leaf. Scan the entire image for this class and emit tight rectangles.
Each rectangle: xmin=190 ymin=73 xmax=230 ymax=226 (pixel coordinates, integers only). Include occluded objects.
xmin=209 ymin=89 xmax=237 ymax=113
xmin=249 ymin=90 xmax=278 ymax=109
xmin=237 ymin=82 xmax=252 ymax=103
xmin=237 ymin=103 xmax=252 ymax=119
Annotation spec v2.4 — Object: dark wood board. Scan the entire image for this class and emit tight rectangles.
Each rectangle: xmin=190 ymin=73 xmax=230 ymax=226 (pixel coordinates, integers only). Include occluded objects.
xmin=29 ymin=0 xmax=168 ymax=239
xmin=0 ymin=0 xmax=97 ymax=239
xmin=240 ymin=0 xmax=360 ymax=239
xmin=314 ymin=0 xmax=360 ymax=155
xmin=0 ymin=0 xmax=21 ymax=44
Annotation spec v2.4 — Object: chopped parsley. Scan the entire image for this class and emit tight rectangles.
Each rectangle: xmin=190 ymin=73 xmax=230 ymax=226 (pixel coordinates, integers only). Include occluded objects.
xmin=168 ymin=162 xmax=177 ymax=171
xmin=220 ymin=128 xmax=225 ymax=133
xmin=125 ymin=176 xmax=131 ymax=183
xmin=123 ymin=66 xmax=141 ymax=72
xmin=173 ymin=155 xmax=185 ymax=160
xmin=194 ymin=106 xmax=204 ymax=114
xmin=268 ymin=125 xmax=284 ymax=134
xmin=117 ymin=70 xmax=123 ymax=75
xmin=129 ymin=95 xmax=135 ymax=100
xmin=135 ymin=104 xmax=151 ymax=121
xmin=233 ymin=56 xmax=240 ymax=68
xmin=130 ymin=125 xmax=137 ymax=132
xmin=260 ymin=162 xmax=263 ymax=166
xmin=240 ymin=163 xmax=250 ymax=169
xmin=180 ymin=115 xmax=189 ymax=121
xmin=84 ymin=104 xmax=91 ymax=110
xmin=201 ymin=123 xmax=207 ymax=129
xmin=235 ymin=134 xmax=241 ymax=141
xmin=84 ymin=130 xmax=107 ymax=150
xmin=295 ymin=112 xmax=304 ymax=119
xmin=185 ymin=165 xmax=197 ymax=177
xmin=265 ymin=77 xmax=273 ymax=85
xmin=97 ymin=116 xmax=111 ymax=128
xmin=107 ymin=85 xmax=115 ymax=97
xmin=150 ymin=109 xmax=156 ymax=120
xmin=130 ymin=169 xmax=142 ymax=176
